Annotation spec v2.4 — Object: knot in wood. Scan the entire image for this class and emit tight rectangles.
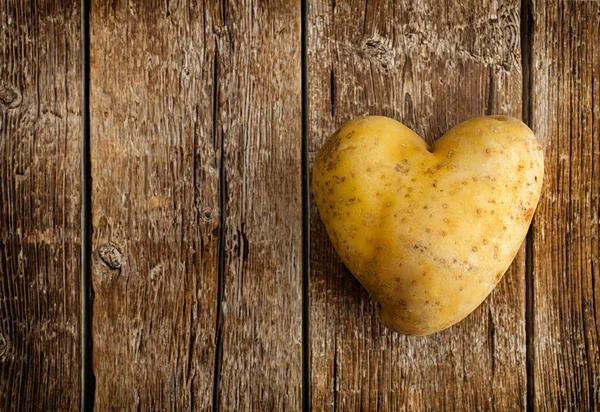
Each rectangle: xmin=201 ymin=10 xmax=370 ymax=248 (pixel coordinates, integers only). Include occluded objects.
xmin=202 ymin=209 xmax=213 ymax=221
xmin=360 ymin=35 xmax=394 ymax=70
xmin=97 ymin=244 xmax=124 ymax=270
xmin=0 ymin=84 xmax=22 ymax=109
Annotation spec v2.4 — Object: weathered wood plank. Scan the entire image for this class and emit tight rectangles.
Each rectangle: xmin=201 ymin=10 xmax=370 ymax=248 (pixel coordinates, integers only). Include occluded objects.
xmin=0 ymin=1 xmax=82 ymax=409
xmin=308 ymin=0 xmax=526 ymax=409
xmin=91 ymin=1 xmax=303 ymax=409
xmin=530 ymin=1 xmax=599 ymax=409
xmin=90 ymin=2 xmax=219 ymax=409
xmin=214 ymin=2 xmax=303 ymax=410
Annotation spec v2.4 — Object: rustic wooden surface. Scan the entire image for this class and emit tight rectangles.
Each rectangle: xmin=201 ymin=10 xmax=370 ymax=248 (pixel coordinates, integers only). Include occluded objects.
xmin=90 ymin=2 xmax=221 ymax=409
xmin=1 ymin=0 xmax=599 ymax=410
xmin=0 ymin=1 xmax=82 ymax=410
xmin=530 ymin=0 xmax=600 ymax=410
xmin=212 ymin=2 xmax=303 ymax=411
xmin=90 ymin=0 xmax=301 ymax=410
xmin=308 ymin=0 xmax=527 ymax=410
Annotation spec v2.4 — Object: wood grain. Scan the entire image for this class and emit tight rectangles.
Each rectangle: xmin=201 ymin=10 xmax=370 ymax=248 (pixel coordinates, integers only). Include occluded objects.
xmin=90 ymin=2 xmax=219 ymax=409
xmin=90 ymin=1 xmax=302 ymax=409
xmin=214 ymin=1 xmax=303 ymax=410
xmin=530 ymin=0 xmax=600 ymax=409
xmin=308 ymin=0 xmax=527 ymax=409
xmin=0 ymin=1 xmax=82 ymax=409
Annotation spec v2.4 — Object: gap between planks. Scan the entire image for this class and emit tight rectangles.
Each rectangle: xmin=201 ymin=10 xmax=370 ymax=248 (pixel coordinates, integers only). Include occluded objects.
xmin=520 ymin=0 xmax=535 ymax=410
xmin=301 ymin=0 xmax=311 ymax=411
xmin=80 ymin=0 xmax=95 ymax=410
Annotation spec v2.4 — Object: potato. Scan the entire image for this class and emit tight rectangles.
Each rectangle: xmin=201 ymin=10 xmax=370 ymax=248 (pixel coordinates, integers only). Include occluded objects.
xmin=312 ymin=115 xmax=544 ymax=335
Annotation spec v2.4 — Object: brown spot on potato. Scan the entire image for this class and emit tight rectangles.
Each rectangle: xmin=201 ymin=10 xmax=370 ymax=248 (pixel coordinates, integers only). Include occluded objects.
xmin=442 ymin=204 xmax=447 ymax=208
xmin=395 ymin=162 xmax=410 ymax=174
xmin=472 ymin=246 xmax=478 ymax=252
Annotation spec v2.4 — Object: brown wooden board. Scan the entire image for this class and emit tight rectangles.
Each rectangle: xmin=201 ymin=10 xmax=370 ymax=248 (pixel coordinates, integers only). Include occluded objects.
xmin=90 ymin=0 xmax=302 ymax=409
xmin=214 ymin=2 xmax=303 ymax=411
xmin=530 ymin=1 xmax=600 ymax=409
xmin=308 ymin=0 xmax=527 ymax=409
xmin=0 ymin=1 xmax=82 ymax=409
xmin=90 ymin=2 xmax=220 ymax=409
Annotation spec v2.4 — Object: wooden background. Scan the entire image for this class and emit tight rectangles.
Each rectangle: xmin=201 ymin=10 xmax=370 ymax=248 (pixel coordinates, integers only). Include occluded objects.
xmin=1 ymin=0 xmax=598 ymax=410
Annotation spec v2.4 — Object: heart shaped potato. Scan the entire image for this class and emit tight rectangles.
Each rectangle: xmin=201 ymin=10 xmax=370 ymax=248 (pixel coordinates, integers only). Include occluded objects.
xmin=313 ymin=115 xmax=543 ymax=336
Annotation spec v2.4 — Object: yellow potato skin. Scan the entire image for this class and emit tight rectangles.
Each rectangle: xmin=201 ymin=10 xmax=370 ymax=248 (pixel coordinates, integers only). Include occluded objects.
xmin=312 ymin=115 xmax=544 ymax=335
